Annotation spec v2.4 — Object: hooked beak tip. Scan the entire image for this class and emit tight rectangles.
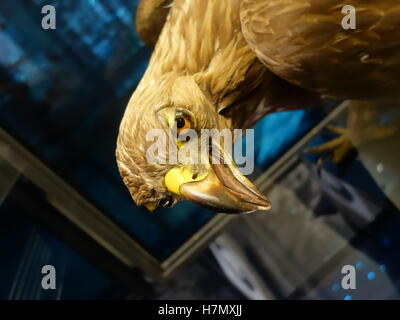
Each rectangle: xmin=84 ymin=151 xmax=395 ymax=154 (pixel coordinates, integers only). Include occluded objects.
xmin=164 ymin=138 xmax=272 ymax=214
xmin=178 ymin=164 xmax=271 ymax=214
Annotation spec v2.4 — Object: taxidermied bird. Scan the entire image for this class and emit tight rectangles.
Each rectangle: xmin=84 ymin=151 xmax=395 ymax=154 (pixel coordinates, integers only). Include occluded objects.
xmin=116 ymin=0 xmax=400 ymax=213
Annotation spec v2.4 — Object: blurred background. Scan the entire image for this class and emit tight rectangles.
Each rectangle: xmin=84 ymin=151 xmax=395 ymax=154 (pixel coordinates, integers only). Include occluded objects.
xmin=0 ymin=0 xmax=400 ymax=300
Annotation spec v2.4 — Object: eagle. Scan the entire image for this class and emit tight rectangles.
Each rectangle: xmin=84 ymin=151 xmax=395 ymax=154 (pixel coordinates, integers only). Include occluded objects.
xmin=116 ymin=0 xmax=400 ymax=213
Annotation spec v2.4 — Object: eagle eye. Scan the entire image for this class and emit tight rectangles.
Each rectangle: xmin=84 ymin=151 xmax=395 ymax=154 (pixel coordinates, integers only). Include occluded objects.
xmin=176 ymin=116 xmax=186 ymax=129
xmin=175 ymin=114 xmax=191 ymax=131
xmin=175 ymin=112 xmax=192 ymax=142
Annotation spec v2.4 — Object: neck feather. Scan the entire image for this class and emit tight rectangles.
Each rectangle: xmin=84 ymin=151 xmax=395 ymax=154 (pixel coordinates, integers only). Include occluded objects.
xmin=143 ymin=0 xmax=267 ymax=111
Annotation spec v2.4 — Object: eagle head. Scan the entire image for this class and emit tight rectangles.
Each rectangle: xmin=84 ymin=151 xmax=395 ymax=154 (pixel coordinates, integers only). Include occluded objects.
xmin=116 ymin=74 xmax=271 ymax=213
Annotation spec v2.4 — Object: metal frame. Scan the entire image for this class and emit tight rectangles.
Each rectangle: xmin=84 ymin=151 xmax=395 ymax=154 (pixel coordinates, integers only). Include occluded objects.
xmin=0 ymin=102 xmax=348 ymax=280
xmin=256 ymin=101 xmax=349 ymax=191
xmin=0 ymin=127 xmax=234 ymax=280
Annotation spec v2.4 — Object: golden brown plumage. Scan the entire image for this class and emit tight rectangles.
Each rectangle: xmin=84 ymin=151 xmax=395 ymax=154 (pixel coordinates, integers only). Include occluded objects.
xmin=135 ymin=0 xmax=171 ymax=48
xmin=241 ymin=0 xmax=400 ymax=101
xmin=117 ymin=0 xmax=400 ymax=212
xmin=239 ymin=0 xmax=400 ymax=161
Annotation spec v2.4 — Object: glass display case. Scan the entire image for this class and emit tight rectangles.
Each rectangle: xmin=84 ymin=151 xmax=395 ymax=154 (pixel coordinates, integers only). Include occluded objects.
xmin=0 ymin=0 xmax=399 ymax=300
xmin=213 ymin=102 xmax=400 ymax=300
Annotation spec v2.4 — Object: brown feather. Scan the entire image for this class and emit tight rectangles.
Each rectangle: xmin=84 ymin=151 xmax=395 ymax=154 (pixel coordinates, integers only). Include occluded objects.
xmin=136 ymin=0 xmax=172 ymax=48
xmin=241 ymin=0 xmax=400 ymax=101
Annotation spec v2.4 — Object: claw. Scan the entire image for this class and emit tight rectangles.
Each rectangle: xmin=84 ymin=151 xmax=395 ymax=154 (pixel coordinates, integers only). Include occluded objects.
xmin=306 ymin=123 xmax=398 ymax=164
xmin=326 ymin=125 xmax=347 ymax=135
xmin=306 ymin=135 xmax=354 ymax=163
xmin=367 ymin=125 xmax=398 ymax=140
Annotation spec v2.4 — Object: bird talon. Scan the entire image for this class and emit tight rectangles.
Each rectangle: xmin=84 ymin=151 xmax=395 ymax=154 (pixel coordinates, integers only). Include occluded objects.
xmin=305 ymin=135 xmax=354 ymax=164
xmin=326 ymin=125 xmax=347 ymax=135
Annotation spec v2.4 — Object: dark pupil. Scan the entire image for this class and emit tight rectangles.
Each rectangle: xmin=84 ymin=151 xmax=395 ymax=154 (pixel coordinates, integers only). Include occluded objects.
xmin=176 ymin=117 xmax=186 ymax=129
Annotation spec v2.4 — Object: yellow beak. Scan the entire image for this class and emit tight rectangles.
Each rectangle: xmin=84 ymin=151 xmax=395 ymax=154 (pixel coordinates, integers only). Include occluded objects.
xmin=164 ymin=145 xmax=271 ymax=214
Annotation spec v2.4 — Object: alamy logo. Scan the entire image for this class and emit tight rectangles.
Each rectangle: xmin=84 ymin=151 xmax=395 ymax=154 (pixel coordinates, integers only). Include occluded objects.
xmin=41 ymin=265 xmax=56 ymax=290
xmin=145 ymin=128 xmax=255 ymax=175
xmin=41 ymin=5 xmax=56 ymax=30
xmin=341 ymin=265 xmax=356 ymax=290
xmin=342 ymin=5 xmax=356 ymax=30
xmin=40 ymin=4 xmax=357 ymax=31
